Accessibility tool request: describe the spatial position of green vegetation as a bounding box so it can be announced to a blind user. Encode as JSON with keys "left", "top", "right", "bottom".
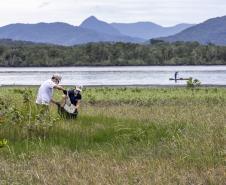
{"left": 186, "top": 77, "right": 201, "bottom": 89}
{"left": 0, "top": 87, "right": 225, "bottom": 184}
{"left": 1, "top": 40, "right": 226, "bottom": 66}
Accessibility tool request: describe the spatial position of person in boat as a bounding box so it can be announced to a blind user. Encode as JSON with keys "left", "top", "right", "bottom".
{"left": 174, "top": 71, "right": 179, "bottom": 83}
{"left": 56, "top": 85, "right": 83, "bottom": 118}
{"left": 174, "top": 71, "right": 179, "bottom": 80}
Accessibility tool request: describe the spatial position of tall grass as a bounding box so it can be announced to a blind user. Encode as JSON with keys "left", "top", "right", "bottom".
{"left": 0, "top": 87, "right": 225, "bottom": 184}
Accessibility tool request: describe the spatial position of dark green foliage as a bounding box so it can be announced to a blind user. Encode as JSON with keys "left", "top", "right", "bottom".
{"left": 0, "top": 40, "right": 226, "bottom": 66}
{"left": 186, "top": 78, "right": 201, "bottom": 89}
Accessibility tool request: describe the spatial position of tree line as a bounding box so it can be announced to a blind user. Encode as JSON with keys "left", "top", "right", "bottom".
{"left": 0, "top": 39, "right": 226, "bottom": 66}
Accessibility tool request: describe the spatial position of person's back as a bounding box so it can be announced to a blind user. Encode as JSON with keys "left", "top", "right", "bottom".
{"left": 68, "top": 89, "right": 82, "bottom": 106}
{"left": 36, "top": 74, "right": 64, "bottom": 106}
{"left": 36, "top": 79, "right": 56, "bottom": 105}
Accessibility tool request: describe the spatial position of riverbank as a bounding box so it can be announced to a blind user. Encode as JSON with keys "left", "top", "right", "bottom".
{"left": 0, "top": 87, "right": 225, "bottom": 184}
{"left": 1, "top": 84, "right": 226, "bottom": 88}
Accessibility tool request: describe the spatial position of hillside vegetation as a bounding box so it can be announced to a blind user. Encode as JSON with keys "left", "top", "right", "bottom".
{"left": 0, "top": 40, "right": 226, "bottom": 66}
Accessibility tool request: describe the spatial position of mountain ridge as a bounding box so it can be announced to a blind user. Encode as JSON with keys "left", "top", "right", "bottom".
{"left": 158, "top": 15, "right": 226, "bottom": 45}
{"left": 80, "top": 16, "right": 121, "bottom": 36}
{"left": 0, "top": 16, "right": 194, "bottom": 45}
{"left": 0, "top": 22, "right": 142, "bottom": 45}
{"left": 111, "top": 22, "right": 194, "bottom": 39}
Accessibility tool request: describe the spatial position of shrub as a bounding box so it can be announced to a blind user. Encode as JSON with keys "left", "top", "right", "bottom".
{"left": 186, "top": 77, "right": 201, "bottom": 89}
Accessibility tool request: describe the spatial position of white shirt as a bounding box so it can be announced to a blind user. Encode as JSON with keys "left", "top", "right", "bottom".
{"left": 36, "top": 79, "right": 56, "bottom": 105}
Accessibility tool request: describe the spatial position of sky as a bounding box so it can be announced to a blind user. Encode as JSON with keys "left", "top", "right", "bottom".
{"left": 0, "top": 0, "right": 226, "bottom": 27}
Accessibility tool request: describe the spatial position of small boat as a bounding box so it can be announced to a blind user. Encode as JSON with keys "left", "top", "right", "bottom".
{"left": 169, "top": 78, "right": 190, "bottom": 81}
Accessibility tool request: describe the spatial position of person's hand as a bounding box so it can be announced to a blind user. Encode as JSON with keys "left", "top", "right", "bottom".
{"left": 74, "top": 108, "right": 78, "bottom": 113}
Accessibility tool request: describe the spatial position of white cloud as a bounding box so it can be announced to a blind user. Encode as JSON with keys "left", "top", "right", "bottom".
{"left": 39, "top": 1, "right": 51, "bottom": 8}
{"left": 0, "top": 0, "right": 226, "bottom": 26}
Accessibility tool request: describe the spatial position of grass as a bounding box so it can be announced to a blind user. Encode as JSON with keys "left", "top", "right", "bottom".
{"left": 0, "top": 87, "right": 225, "bottom": 184}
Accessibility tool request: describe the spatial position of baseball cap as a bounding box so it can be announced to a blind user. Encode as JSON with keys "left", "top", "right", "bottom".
{"left": 75, "top": 85, "right": 83, "bottom": 92}
{"left": 52, "top": 74, "right": 62, "bottom": 82}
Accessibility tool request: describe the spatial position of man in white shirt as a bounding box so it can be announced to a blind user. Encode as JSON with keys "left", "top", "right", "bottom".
{"left": 36, "top": 74, "right": 65, "bottom": 106}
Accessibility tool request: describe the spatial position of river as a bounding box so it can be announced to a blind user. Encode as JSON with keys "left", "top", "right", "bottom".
{"left": 0, "top": 66, "right": 226, "bottom": 86}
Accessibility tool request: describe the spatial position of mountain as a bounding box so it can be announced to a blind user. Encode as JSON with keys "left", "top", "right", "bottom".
{"left": 79, "top": 16, "right": 143, "bottom": 42}
{"left": 0, "top": 22, "right": 81, "bottom": 45}
{"left": 80, "top": 16, "right": 121, "bottom": 36}
{"left": 163, "top": 24, "right": 196, "bottom": 37}
{"left": 80, "top": 16, "right": 193, "bottom": 41}
{"left": 0, "top": 22, "right": 142, "bottom": 46}
{"left": 158, "top": 16, "right": 226, "bottom": 45}
{"left": 111, "top": 22, "right": 194, "bottom": 40}
{"left": 0, "top": 16, "right": 194, "bottom": 46}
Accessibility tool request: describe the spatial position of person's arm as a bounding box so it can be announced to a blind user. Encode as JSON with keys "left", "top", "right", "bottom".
{"left": 49, "top": 80, "right": 65, "bottom": 91}
{"left": 53, "top": 84, "right": 65, "bottom": 91}
{"left": 75, "top": 100, "right": 81, "bottom": 109}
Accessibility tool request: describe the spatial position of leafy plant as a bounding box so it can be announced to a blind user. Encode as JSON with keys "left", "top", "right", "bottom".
{"left": 0, "top": 89, "right": 58, "bottom": 141}
{"left": 186, "top": 77, "right": 201, "bottom": 89}
{"left": 0, "top": 138, "right": 7, "bottom": 148}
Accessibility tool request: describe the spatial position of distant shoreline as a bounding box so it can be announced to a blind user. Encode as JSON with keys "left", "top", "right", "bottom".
{"left": 1, "top": 64, "right": 226, "bottom": 68}
{"left": 1, "top": 84, "right": 226, "bottom": 88}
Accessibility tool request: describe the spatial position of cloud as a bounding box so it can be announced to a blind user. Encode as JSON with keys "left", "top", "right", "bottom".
{"left": 39, "top": 1, "right": 51, "bottom": 8}
{"left": 1, "top": 0, "right": 226, "bottom": 26}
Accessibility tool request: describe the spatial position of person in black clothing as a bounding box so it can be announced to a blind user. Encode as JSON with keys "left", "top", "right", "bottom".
{"left": 175, "top": 72, "right": 179, "bottom": 80}
{"left": 67, "top": 88, "right": 82, "bottom": 108}
{"left": 174, "top": 72, "right": 179, "bottom": 83}
{"left": 57, "top": 85, "right": 83, "bottom": 118}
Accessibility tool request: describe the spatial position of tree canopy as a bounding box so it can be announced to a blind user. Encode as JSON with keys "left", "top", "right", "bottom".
{"left": 0, "top": 40, "right": 226, "bottom": 67}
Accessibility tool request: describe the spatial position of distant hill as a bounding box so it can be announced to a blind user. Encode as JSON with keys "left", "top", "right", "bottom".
{"left": 0, "top": 16, "right": 194, "bottom": 46}
{"left": 159, "top": 16, "right": 226, "bottom": 45}
{"left": 80, "top": 16, "right": 193, "bottom": 41}
{"left": 79, "top": 16, "right": 143, "bottom": 43}
{"left": 0, "top": 39, "right": 36, "bottom": 46}
{"left": 111, "top": 22, "right": 194, "bottom": 40}
{"left": 0, "top": 22, "right": 142, "bottom": 45}
{"left": 80, "top": 16, "right": 121, "bottom": 36}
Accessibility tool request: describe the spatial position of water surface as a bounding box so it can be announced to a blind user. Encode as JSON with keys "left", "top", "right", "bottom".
{"left": 0, "top": 66, "right": 226, "bottom": 86}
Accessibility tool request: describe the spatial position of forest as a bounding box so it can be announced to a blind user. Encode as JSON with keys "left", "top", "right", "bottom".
{"left": 0, "top": 39, "right": 226, "bottom": 66}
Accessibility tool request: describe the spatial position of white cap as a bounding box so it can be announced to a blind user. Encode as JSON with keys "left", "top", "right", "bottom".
{"left": 75, "top": 85, "right": 83, "bottom": 92}
{"left": 52, "top": 74, "right": 62, "bottom": 82}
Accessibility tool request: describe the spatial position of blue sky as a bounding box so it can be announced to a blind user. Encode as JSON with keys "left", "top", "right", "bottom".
{"left": 1, "top": 0, "right": 226, "bottom": 26}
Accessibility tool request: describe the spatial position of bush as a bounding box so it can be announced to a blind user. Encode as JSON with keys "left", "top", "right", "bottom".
{"left": 186, "top": 77, "right": 201, "bottom": 89}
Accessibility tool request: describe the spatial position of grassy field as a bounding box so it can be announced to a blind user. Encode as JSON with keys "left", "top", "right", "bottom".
{"left": 0, "top": 87, "right": 225, "bottom": 185}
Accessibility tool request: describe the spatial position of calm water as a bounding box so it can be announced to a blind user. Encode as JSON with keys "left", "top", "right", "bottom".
{"left": 0, "top": 66, "right": 226, "bottom": 86}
